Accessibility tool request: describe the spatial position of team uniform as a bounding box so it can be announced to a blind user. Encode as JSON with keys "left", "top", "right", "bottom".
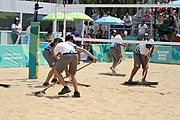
{"left": 110, "top": 34, "right": 123, "bottom": 64}
{"left": 127, "top": 39, "right": 155, "bottom": 83}
{"left": 43, "top": 44, "right": 56, "bottom": 68}
{"left": 133, "top": 42, "right": 152, "bottom": 69}
{"left": 54, "top": 41, "right": 78, "bottom": 75}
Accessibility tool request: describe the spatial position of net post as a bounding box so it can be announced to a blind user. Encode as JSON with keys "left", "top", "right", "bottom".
{"left": 29, "top": 22, "right": 40, "bottom": 79}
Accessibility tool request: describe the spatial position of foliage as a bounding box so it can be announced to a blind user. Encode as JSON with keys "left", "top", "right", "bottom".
{"left": 79, "top": 0, "right": 143, "bottom": 17}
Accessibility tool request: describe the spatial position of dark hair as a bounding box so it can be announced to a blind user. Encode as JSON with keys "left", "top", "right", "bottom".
{"left": 169, "top": 16, "right": 174, "bottom": 20}
{"left": 50, "top": 42, "right": 55, "bottom": 47}
{"left": 90, "top": 29, "right": 94, "bottom": 32}
{"left": 65, "top": 34, "right": 74, "bottom": 41}
{"left": 50, "top": 38, "right": 62, "bottom": 47}
{"left": 47, "top": 30, "right": 53, "bottom": 34}
{"left": 53, "top": 38, "right": 62, "bottom": 43}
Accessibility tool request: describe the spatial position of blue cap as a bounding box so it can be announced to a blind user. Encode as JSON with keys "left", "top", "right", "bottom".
{"left": 65, "top": 34, "right": 74, "bottom": 40}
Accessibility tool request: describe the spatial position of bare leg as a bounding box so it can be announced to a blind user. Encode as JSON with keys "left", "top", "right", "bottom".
{"left": 112, "top": 60, "right": 119, "bottom": 68}
{"left": 44, "top": 69, "right": 54, "bottom": 83}
{"left": 142, "top": 69, "right": 148, "bottom": 82}
{"left": 52, "top": 74, "right": 56, "bottom": 79}
{"left": 129, "top": 67, "right": 139, "bottom": 81}
{"left": 53, "top": 68, "right": 67, "bottom": 86}
{"left": 69, "top": 74, "right": 78, "bottom": 92}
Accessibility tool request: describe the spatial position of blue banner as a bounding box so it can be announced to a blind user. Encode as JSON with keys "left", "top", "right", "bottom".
{"left": 151, "top": 45, "right": 180, "bottom": 64}
{"left": 91, "top": 44, "right": 125, "bottom": 62}
{"left": 0, "top": 43, "right": 48, "bottom": 68}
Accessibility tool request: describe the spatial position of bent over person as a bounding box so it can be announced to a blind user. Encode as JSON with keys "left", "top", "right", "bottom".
{"left": 42, "top": 38, "right": 63, "bottom": 86}
{"left": 127, "top": 39, "right": 155, "bottom": 83}
{"left": 54, "top": 34, "right": 98, "bottom": 97}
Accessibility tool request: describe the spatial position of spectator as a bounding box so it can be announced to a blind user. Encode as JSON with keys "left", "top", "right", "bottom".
{"left": 96, "top": 29, "right": 103, "bottom": 39}
{"left": 142, "top": 33, "right": 149, "bottom": 41}
{"left": 43, "top": 30, "right": 53, "bottom": 42}
{"left": 25, "top": 25, "right": 31, "bottom": 44}
{"left": 168, "top": 16, "right": 176, "bottom": 42}
{"left": 137, "top": 20, "right": 148, "bottom": 41}
{"left": 92, "top": 12, "right": 100, "bottom": 21}
{"left": 71, "top": 29, "right": 82, "bottom": 64}
{"left": 88, "top": 29, "right": 95, "bottom": 38}
{"left": 11, "top": 17, "right": 22, "bottom": 44}
{"left": 143, "top": 10, "right": 151, "bottom": 26}
{"left": 123, "top": 13, "right": 132, "bottom": 35}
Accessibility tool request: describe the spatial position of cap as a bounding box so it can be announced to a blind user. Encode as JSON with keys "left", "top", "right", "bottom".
{"left": 112, "top": 30, "right": 117, "bottom": 33}
{"left": 65, "top": 34, "right": 74, "bottom": 40}
{"left": 147, "top": 39, "right": 154, "bottom": 45}
{"left": 15, "top": 17, "right": 20, "bottom": 21}
{"left": 145, "top": 33, "right": 148, "bottom": 36}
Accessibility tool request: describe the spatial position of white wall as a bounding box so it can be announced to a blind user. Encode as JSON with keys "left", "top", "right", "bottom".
{"left": 0, "top": 0, "right": 85, "bottom": 14}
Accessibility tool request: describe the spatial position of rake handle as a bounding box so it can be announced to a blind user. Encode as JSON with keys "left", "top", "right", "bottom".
{"left": 77, "top": 61, "right": 93, "bottom": 72}
{"left": 142, "top": 57, "right": 151, "bottom": 78}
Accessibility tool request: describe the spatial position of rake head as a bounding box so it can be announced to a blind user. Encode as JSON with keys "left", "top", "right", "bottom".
{"left": 34, "top": 90, "right": 46, "bottom": 96}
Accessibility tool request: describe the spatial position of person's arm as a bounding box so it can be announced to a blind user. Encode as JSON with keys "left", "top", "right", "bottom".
{"left": 75, "top": 46, "right": 98, "bottom": 63}
{"left": 18, "top": 24, "right": 22, "bottom": 34}
{"left": 44, "top": 35, "right": 51, "bottom": 42}
{"left": 150, "top": 46, "right": 155, "bottom": 58}
{"left": 117, "top": 44, "right": 123, "bottom": 58}
{"left": 50, "top": 47, "right": 58, "bottom": 61}
{"left": 11, "top": 24, "right": 17, "bottom": 33}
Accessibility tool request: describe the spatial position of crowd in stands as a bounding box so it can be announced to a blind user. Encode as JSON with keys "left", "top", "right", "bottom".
{"left": 84, "top": 0, "right": 179, "bottom": 42}
{"left": 20, "top": 0, "right": 180, "bottom": 43}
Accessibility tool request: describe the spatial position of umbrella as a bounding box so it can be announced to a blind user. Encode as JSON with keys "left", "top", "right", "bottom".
{"left": 42, "top": 12, "right": 74, "bottom": 21}
{"left": 67, "top": 12, "right": 93, "bottom": 21}
{"left": 95, "top": 16, "right": 124, "bottom": 25}
{"left": 26, "top": 14, "right": 45, "bottom": 21}
{"left": 169, "top": 0, "right": 180, "bottom": 4}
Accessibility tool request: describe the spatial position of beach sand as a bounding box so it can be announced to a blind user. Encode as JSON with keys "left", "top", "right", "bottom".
{"left": 0, "top": 58, "right": 180, "bottom": 120}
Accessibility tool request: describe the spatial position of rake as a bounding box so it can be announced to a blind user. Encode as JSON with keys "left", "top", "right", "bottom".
{"left": 34, "top": 61, "right": 93, "bottom": 96}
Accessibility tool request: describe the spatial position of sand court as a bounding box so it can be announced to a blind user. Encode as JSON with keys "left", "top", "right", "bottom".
{"left": 0, "top": 58, "right": 180, "bottom": 120}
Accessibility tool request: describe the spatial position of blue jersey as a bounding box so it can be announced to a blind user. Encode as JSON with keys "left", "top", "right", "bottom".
{"left": 45, "top": 43, "right": 52, "bottom": 51}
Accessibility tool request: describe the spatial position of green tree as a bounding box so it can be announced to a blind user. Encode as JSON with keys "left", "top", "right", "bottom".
{"left": 80, "top": 0, "right": 143, "bottom": 18}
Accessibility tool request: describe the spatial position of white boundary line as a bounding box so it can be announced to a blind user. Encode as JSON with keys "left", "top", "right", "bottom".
{"left": 75, "top": 38, "right": 180, "bottom": 46}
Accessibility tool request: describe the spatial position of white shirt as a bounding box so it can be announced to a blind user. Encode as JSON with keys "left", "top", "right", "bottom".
{"left": 11, "top": 23, "right": 22, "bottom": 33}
{"left": 138, "top": 24, "right": 148, "bottom": 34}
{"left": 54, "top": 41, "right": 77, "bottom": 55}
{"left": 110, "top": 34, "right": 123, "bottom": 48}
{"left": 26, "top": 26, "right": 31, "bottom": 35}
{"left": 134, "top": 43, "right": 152, "bottom": 56}
{"left": 123, "top": 15, "right": 132, "bottom": 26}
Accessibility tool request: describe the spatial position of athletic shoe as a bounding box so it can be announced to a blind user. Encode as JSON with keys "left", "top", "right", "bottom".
{"left": 127, "top": 79, "right": 133, "bottom": 83}
{"left": 42, "top": 82, "right": 49, "bottom": 87}
{"left": 43, "top": 82, "right": 49, "bottom": 87}
{"left": 72, "top": 91, "right": 81, "bottom": 98}
{"left": 141, "top": 80, "right": 148, "bottom": 84}
{"left": 58, "top": 86, "right": 71, "bottom": 95}
{"left": 110, "top": 67, "right": 116, "bottom": 74}
{"left": 51, "top": 78, "right": 57, "bottom": 83}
